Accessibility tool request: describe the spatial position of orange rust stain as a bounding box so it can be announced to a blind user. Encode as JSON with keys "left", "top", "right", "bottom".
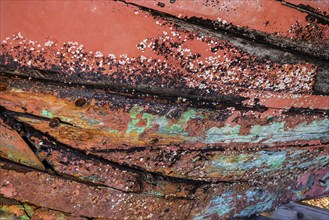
{"left": 5, "top": 205, "right": 26, "bottom": 217}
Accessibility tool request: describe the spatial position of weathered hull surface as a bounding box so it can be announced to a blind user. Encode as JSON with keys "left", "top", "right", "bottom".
{"left": 0, "top": 0, "right": 328, "bottom": 219}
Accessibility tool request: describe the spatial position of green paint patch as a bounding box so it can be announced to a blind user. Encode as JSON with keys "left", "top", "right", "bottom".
{"left": 41, "top": 109, "right": 53, "bottom": 118}
{"left": 265, "top": 152, "right": 286, "bottom": 170}
{"left": 126, "top": 106, "right": 200, "bottom": 135}
{"left": 104, "top": 128, "right": 119, "bottom": 133}
{"left": 126, "top": 106, "right": 156, "bottom": 134}
{"left": 1, "top": 142, "right": 44, "bottom": 170}
{"left": 142, "top": 113, "right": 154, "bottom": 128}
{"left": 159, "top": 109, "right": 198, "bottom": 135}
{"left": 7, "top": 151, "right": 14, "bottom": 159}
{"left": 56, "top": 213, "right": 67, "bottom": 220}
{"left": 23, "top": 204, "right": 34, "bottom": 218}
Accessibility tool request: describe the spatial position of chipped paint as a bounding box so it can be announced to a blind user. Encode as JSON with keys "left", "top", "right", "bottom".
{"left": 194, "top": 191, "right": 234, "bottom": 219}
{"left": 0, "top": 118, "right": 45, "bottom": 170}
{"left": 126, "top": 105, "right": 154, "bottom": 134}
{"left": 194, "top": 168, "right": 329, "bottom": 219}
{"left": 41, "top": 109, "right": 53, "bottom": 118}
{"left": 0, "top": 83, "right": 328, "bottom": 152}
{"left": 205, "top": 119, "right": 329, "bottom": 144}
{"left": 234, "top": 189, "right": 277, "bottom": 218}
{"left": 205, "top": 149, "right": 328, "bottom": 180}
{"left": 0, "top": 0, "right": 328, "bottom": 219}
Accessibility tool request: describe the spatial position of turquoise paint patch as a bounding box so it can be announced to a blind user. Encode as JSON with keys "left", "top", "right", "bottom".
{"left": 208, "top": 151, "right": 287, "bottom": 177}
{"left": 296, "top": 154, "right": 329, "bottom": 169}
{"left": 293, "top": 189, "right": 305, "bottom": 200}
{"left": 250, "top": 122, "right": 284, "bottom": 135}
{"left": 208, "top": 150, "right": 328, "bottom": 179}
{"left": 265, "top": 151, "right": 287, "bottom": 170}
{"left": 206, "top": 124, "right": 241, "bottom": 143}
{"left": 41, "top": 109, "right": 53, "bottom": 118}
{"left": 319, "top": 173, "right": 329, "bottom": 191}
{"left": 155, "top": 117, "right": 169, "bottom": 132}
{"left": 193, "top": 191, "right": 234, "bottom": 219}
{"left": 194, "top": 189, "right": 277, "bottom": 219}
{"left": 290, "top": 149, "right": 307, "bottom": 157}
{"left": 205, "top": 119, "right": 329, "bottom": 144}
{"left": 234, "top": 189, "right": 277, "bottom": 217}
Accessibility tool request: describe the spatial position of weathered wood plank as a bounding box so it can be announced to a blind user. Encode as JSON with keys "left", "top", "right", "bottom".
{"left": 1, "top": 76, "right": 328, "bottom": 182}
{"left": 0, "top": 0, "right": 328, "bottom": 219}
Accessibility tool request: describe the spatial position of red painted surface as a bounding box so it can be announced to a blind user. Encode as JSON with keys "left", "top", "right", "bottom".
{"left": 127, "top": 0, "right": 329, "bottom": 34}
{"left": 1, "top": 1, "right": 164, "bottom": 56}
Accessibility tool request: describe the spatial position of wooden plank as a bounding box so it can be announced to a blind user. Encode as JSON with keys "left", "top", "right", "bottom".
{"left": 0, "top": 0, "right": 328, "bottom": 219}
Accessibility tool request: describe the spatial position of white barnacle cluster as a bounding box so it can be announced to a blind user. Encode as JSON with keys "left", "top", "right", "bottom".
{"left": 1, "top": 33, "right": 41, "bottom": 67}
{"left": 44, "top": 40, "right": 54, "bottom": 47}
{"left": 12, "top": 32, "right": 24, "bottom": 41}
{"left": 275, "top": 65, "right": 316, "bottom": 93}
{"left": 1, "top": 22, "right": 317, "bottom": 96}
{"left": 137, "top": 39, "right": 148, "bottom": 51}
{"left": 185, "top": 31, "right": 317, "bottom": 94}
{"left": 95, "top": 51, "right": 104, "bottom": 58}
{"left": 66, "top": 41, "right": 84, "bottom": 55}
{"left": 216, "top": 17, "right": 228, "bottom": 25}
{"left": 118, "top": 54, "right": 129, "bottom": 65}
{"left": 155, "top": 19, "right": 166, "bottom": 26}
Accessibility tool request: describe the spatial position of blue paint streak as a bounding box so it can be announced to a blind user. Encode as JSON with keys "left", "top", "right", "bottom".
{"left": 193, "top": 191, "right": 234, "bottom": 219}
